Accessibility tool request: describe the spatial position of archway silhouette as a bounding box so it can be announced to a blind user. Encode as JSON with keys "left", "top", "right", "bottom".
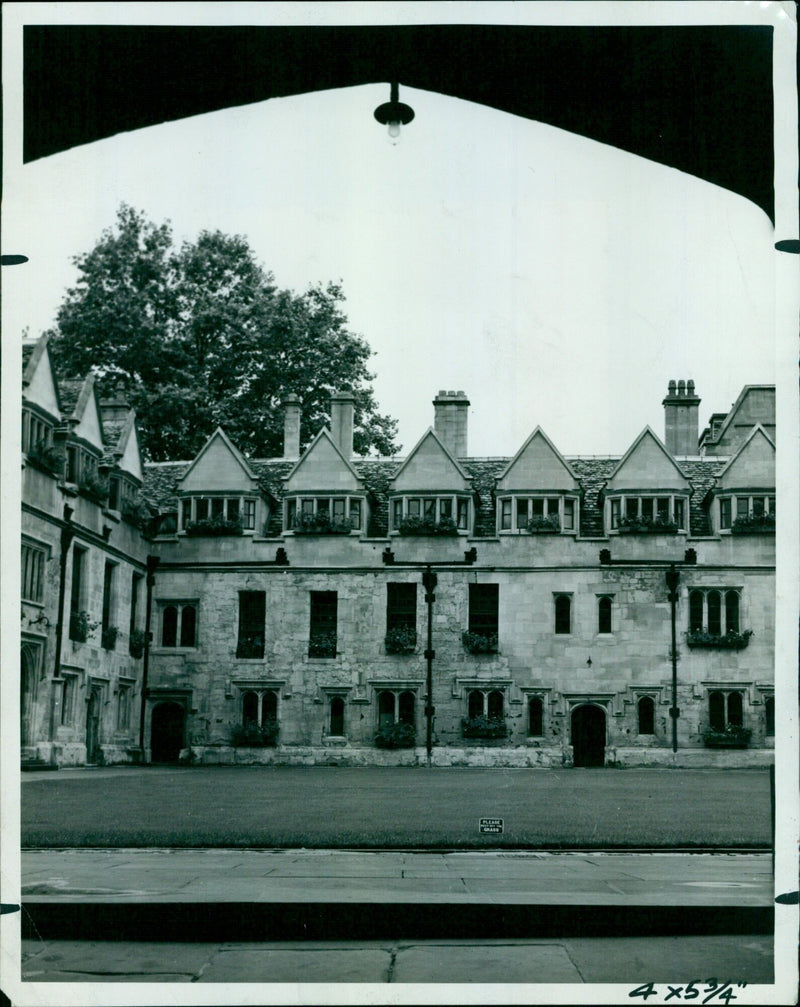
{"left": 571, "top": 704, "right": 606, "bottom": 767}
{"left": 151, "top": 701, "right": 185, "bottom": 763}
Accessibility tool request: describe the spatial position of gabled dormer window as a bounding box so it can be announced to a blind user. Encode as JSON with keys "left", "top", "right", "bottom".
{"left": 717, "top": 495, "right": 775, "bottom": 533}
{"left": 608, "top": 494, "right": 687, "bottom": 533}
{"left": 497, "top": 495, "right": 577, "bottom": 534}
{"left": 180, "top": 495, "right": 259, "bottom": 532}
{"left": 22, "top": 408, "right": 54, "bottom": 454}
{"left": 390, "top": 494, "right": 470, "bottom": 533}
{"left": 285, "top": 495, "right": 364, "bottom": 533}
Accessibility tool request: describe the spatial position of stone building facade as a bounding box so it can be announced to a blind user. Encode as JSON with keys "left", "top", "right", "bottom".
{"left": 20, "top": 337, "right": 776, "bottom": 768}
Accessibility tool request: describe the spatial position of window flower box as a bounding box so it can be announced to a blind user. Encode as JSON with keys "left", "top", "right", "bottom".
{"left": 375, "top": 722, "right": 416, "bottom": 749}
{"left": 69, "top": 610, "right": 99, "bottom": 643}
{"left": 526, "top": 514, "right": 561, "bottom": 534}
{"left": 293, "top": 512, "right": 353, "bottom": 534}
{"left": 308, "top": 631, "right": 337, "bottom": 658}
{"left": 185, "top": 515, "right": 244, "bottom": 537}
{"left": 121, "top": 495, "right": 153, "bottom": 531}
{"left": 617, "top": 516, "right": 678, "bottom": 534}
{"left": 78, "top": 472, "right": 109, "bottom": 505}
{"left": 398, "top": 516, "right": 459, "bottom": 536}
{"left": 128, "top": 628, "right": 147, "bottom": 659}
{"left": 702, "top": 726, "right": 751, "bottom": 749}
{"left": 686, "top": 629, "right": 753, "bottom": 650}
{"left": 26, "top": 440, "right": 63, "bottom": 476}
{"left": 384, "top": 626, "right": 417, "bottom": 654}
{"left": 101, "top": 625, "right": 119, "bottom": 651}
{"left": 231, "top": 719, "right": 279, "bottom": 748}
{"left": 461, "top": 715, "right": 508, "bottom": 739}
{"left": 462, "top": 631, "right": 499, "bottom": 654}
{"left": 731, "top": 513, "right": 775, "bottom": 535}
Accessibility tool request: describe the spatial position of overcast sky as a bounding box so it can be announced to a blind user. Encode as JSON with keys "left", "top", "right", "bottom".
{"left": 3, "top": 61, "right": 777, "bottom": 459}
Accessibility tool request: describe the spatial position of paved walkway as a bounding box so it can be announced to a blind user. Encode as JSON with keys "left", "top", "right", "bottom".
{"left": 21, "top": 848, "right": 772, "bottom": 905}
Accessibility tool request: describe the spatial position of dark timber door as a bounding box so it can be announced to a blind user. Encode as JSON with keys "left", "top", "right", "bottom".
{"left": 20, "top": 649, "right": 34, "bottom": 748}
{"left": 151, "top": 702, "right": 185, "bottom": 763}
{"left": 571, "top": 704, "right": 606, "bottom": 767}
{"left": 85, "top": 685, "right": 102, "bottom": 764}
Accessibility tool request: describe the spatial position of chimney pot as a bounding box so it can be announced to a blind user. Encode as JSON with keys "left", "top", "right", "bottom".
{"left": 433, "top": 389, "right": 470, "bottom": 457}
{"left": 663, "top": 380, "right": 700, "bottom": 456}
{"left": 668, "top": 380, "right": 676, "bottom": 396}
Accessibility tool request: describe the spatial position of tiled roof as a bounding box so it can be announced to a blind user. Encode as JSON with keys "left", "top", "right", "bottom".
{"left": 142, "top": 453, "right": 726, "bottom": 538}
{"left": 58, "top": 379, "right": 84, "bottom": 418}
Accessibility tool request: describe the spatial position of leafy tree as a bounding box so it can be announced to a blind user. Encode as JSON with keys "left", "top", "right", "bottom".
{"left": 47, "top": 205, "right": 399, "bottom": 461}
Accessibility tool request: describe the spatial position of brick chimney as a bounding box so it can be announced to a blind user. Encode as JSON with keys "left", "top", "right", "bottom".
{"left": 663, "top": 379, "right": 700, "bottom": 456}
{"left": 330, "top": 391, "right": 355, "bottom": 459}
{"left": 433, "top": 390, "right": 470, "bottom": 457}
{"left": 283, "top": 394, "right": 301, "bottom": 459}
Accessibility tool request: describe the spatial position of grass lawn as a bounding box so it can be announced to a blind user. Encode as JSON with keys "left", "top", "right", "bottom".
{"left": 21, "top": 766, "right": 771, "bottom": 849}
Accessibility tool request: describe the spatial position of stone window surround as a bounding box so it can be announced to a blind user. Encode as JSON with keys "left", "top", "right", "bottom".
{"left": 65, "top": 442, "right": 101, "bottom": 486}
{"left": 554, "top": 592, "right": 573, "bottom": 635}
{"left": 467, "top": 686, "right": 505, "bottom": 720}
{"left": 116, "top": 676, "right": 136, "bottom": 732}
{"left": 636, "top": 694, "right": 656, "bottom": 735}
{"left": 607, "top": 493, "right": 688, "bottom": 531}
{"left": 707, "top": 687, "right": 746, "bottom": 731}
{"left": 22, "top": 406, "right": 55, "bottom": 454}
{"left": 107, "top": 473, "right": 139, "bottom": 512}
{"left": 758, "top": 688, "right": 775, "bottom": 736}
{"left": 717, "top": 493, "right": 775, "bottom": 531}
{"left": 179, "top": 494, "right": 259, "bottom": 531}
{"left": 688, "top": 587, "right": 743, "bottom": 636}
{"left": 389, "top": 493, "right": 471, "bottom": 532}
{"left": 468, "top": 582, "right": 499, "bottom": 639}
{"left": 496, "top": 494, "right": 578, "bottom": 533}
{"left": 375, "top": 687, "right": 417, "bottom": 728}
{"left": 22, "top": 536, "right": 50, "bottom": 605}
{"left": 284, "top": 494, "right": 365, "bottom": 532}
{"left": 155, "top": 599, "right": 199, "bottom": 650}
{"left": 596, "top": 593, "right": 614, "bottom": 635}
{"left": 241, "top": 687, "right": 279, "bottom": 726}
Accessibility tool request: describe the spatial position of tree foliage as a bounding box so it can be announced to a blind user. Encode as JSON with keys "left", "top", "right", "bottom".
{"left": 47, "top": 205, "right": 399, "bottom": 461}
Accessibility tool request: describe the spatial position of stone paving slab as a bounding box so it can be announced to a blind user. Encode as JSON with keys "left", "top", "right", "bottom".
{"left": 15, "top": 936, "right": 775, "bottom": 984}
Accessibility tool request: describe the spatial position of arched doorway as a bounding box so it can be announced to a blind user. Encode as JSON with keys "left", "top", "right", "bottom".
{"left": 151, "top": 701, "right": 185, "bottom": 763}
{"left": 20, "top": 647, "right": 35, "bottom": 748}
{"left": 85, "top": 684, "right": 103, "bottom": 764}
{"left": 571, "top": 704, "right": 606, "bottom": 767}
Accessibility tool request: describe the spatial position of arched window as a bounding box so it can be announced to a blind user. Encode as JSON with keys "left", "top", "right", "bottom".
{"left": 725, "top": 591, "right": 739, "bottom": 634}
{"left": 637, "top": 696, "right": 655, "bottom": 735}
{"left": 330, "top": 696, "right": 345, "bottom": 736}
{"left": 468, "top": 690, "right": 484, "bottom": 719}
{"left": 707, "top": 591, "right": 722, "bottom": 636}
{"left": 261, "top": 690, "right": 278, "bottom": 724}
{"left": 162, "top": 605, "right": 178, "bottom": 647}
{"left": 765, "top": 696, "right": 775, "bottom": 736}
{"left": 242, "top": 691, "right": 258, "bottom": 725}
{"left": 398, "top": 691, "right": 415, "bottom": 725}
{"left": 487, "top": 690, "right": 504, "bottom": 720}
{"left": 727, "top": 691, "right": 743, "bottom": 727}
{"left": 180, "top": 605, "right": 197, "bottom": 647}
{"left": 598, "top": 596, "right": 612, "bottom": 634}
{"left": 708, "top": 691, "right": 726, "bottom": 732}
{"left": 528, "top": 697, "right": 544, "bottom": 736}
{"left": 689, "top": 591, "right": 704, "bottom": 633}
{"left": 378, "top": 690, "right": 395, "bottom": 729}
{"left": 554, "top": 595, "right": 571, "bottom": 635}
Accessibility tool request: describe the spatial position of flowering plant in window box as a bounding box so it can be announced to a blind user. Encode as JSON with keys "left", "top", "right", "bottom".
{"left": 77, "top": 471, "right": 109, "bottom": 505}
{"left": 121, "top": 495, "right": 153, "bottom": 530}
{"left": 185, "top": 515, "right": 244, "bottom": 536}
{"left": 236, "top": 634, "right": 265, "bottom": 659}
{"left": 375, "top": 722, "right": 416, "bottom": 748}
{"left": 398, "top": 515, "right": 459, "bottom": 536}
{"left": 461, "top": 715, "right": 508, "bottom": 739}
{"left": 617, "top": 515, "right": 678, "bottom": 534}
{"left": 69, "top": 610, "right": 100, "bottom": 643}
{"left": 129, "top": 628, "right": 147, "bottom": 659}
{"left": 26, "top": 440, "right": 63, "bottom": 476}
{"left": 526, "top": 514, "right": 561, "bottom": 534}
{"left": 686, "top": 629, "right": 753, "bottom": 650}
{"left": 308, "top": 631, "right": 337, "bottom": 658}
{"left": 462, "top": 631, "right": 499, "bottom": 654}
{"left": 702, "top": 725, "right": 751, "bottom": 749}
{"left": 384, "top": 626, "right": 417, "bottom": 654}
{"left": 731, "top": 513, "right": 775, "bottom": 535}
{"left": 101, "top": 625, "right": 119, "bottom": 651}
{"left": 231, "top": 718, "right": 279, "bottom": 747}
{"left": 293, "top": 512, "right": 352, "bottom": 535}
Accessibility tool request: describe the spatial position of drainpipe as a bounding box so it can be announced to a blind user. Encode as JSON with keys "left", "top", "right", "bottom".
{"left": 50, "top": 504, "right": 75, "bottom": 741}
{"left": 138, "top": 554, "right": 160, "bottom": 758}
{"left": 665, "top": 564, "right": 681, "bottom": 753}
{"left": 422, "top": 565, "right": 438, "bottom": 768}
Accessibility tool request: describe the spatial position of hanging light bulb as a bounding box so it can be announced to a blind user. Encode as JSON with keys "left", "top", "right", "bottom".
{"left": 374, "top": 82, "right": 414, "bottom": 144}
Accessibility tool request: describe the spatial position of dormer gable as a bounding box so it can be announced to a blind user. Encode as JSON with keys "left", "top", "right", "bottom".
{"left": 112, "top": 413, "right": 144, "bottom": 484}
{"left": 22, "top": 337, "right": 61, "bottom": 420}
{"left": 496, "top": 427, "right": 579, "bottom": 493}
{"left": 715, "top": 425, "right": 775, "bottom": 492}
{"left": 390, "top": 428, "right": 471, "bottom": 493}
{"left": 606, "top": 427, "right": 690, "bottom": 492}
{"left": 706, "top": 385, "right": 776, "bottom": 456}
{"left": 283, "top": 428, "right": 365, "bottom": 494}
{"left": 178, "top": 428, "right": 259, "bottom": 493}
{"left": 68, "top": 374, "right": 106, "bottom": 455}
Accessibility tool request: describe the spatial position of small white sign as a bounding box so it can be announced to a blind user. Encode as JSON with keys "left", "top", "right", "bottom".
{"left": 479, "top": 817, "right": 504, "bottom": 834}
